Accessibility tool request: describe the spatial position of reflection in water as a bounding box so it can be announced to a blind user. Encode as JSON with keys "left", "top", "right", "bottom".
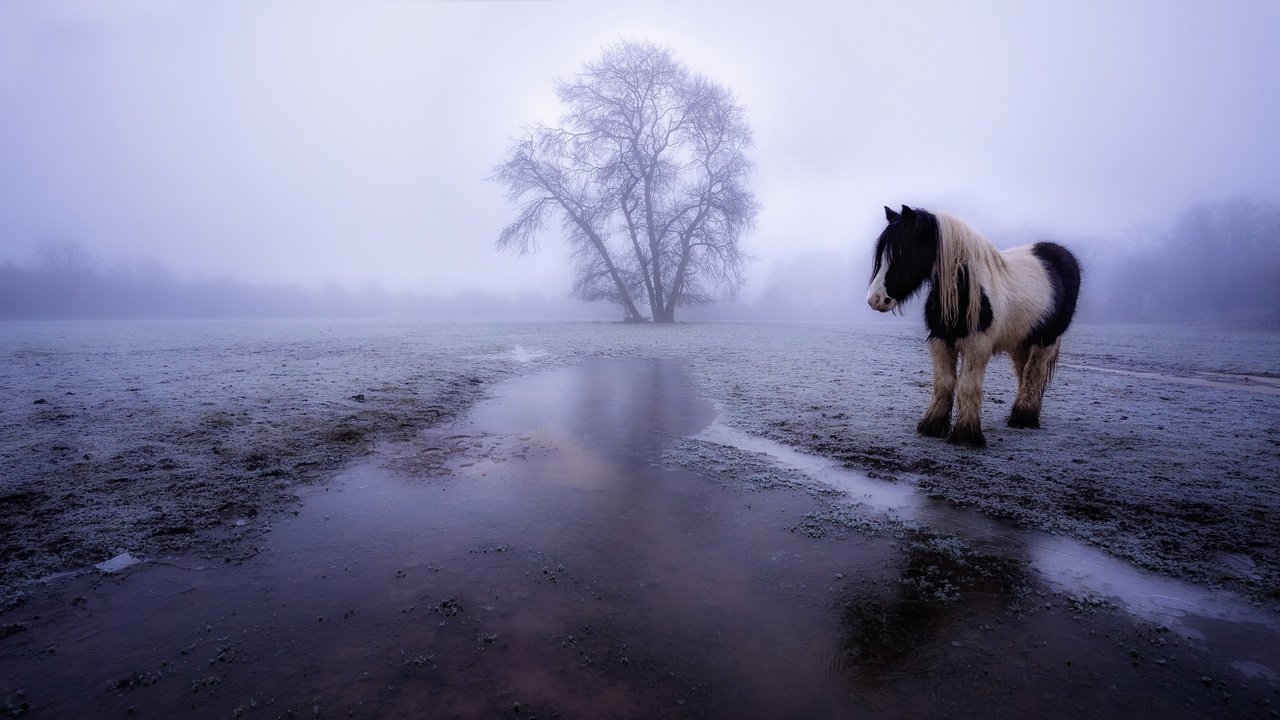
{"left": 469, "top": 356, "right": 715, "bottom": 459}
{"left": 837, "top": 529, "right": 1032, "bottom": 675}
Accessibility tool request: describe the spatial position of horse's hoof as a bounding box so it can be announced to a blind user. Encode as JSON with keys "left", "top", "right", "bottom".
{"left": 917, "top": 416, "right": 951, "bottom": 438}
{"left": 1007, "top": 407, "right": 1041, "bottom": 429}
{"left": 947, "top": 425, "right": 987, "bottom": 448}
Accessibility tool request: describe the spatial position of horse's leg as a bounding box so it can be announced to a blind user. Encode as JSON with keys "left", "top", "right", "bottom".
{"left": 917, "top": 338, "right": 957, "bottom": 438}
{"left": 1009, "top": 346, "right": 1029, "bottom": 387}
{"left": 948, "top": 342, "right": 992, "bottom": 448}
{"left": 1007, "top": 346, "right": 1035, "bottom": 428}
{"left": 1008, "top": 341, "right": 1060, "bottom": 428}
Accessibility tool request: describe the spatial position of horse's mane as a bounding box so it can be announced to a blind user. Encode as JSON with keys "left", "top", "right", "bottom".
{"left": 933, "top": 213, "right": 1007, "bottom": 332}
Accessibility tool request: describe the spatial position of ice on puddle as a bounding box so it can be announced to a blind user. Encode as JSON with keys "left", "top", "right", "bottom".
{"left": 95, "top": 552, "right": 141, "bottom": 573}
{"left": 472, "top": 344, "right": 551, "bottom": 364}
{"left": 1232, "top": 660, "right": 1278, "bottom": 683}
{"left": 510, "top": 345, "right": 550, "bottom": 363}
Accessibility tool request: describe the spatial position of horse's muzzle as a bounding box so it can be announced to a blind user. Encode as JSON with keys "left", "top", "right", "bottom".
{"left": 867, "top": 292, "right": 897, "bottom": 313}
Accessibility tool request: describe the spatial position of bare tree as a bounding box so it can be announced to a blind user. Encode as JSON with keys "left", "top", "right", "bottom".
{"left": 493, "top": 40, "right": 757, "bottom": 322}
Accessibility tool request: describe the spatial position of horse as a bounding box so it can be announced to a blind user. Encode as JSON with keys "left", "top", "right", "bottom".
{"left": 866, "top": 205, "right": 1081, "bottom": 448}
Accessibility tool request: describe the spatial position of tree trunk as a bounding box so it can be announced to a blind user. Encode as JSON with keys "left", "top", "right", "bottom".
{"left": 561, "top": 201, "right": 644, "bottom": 322}
{"left": 642, "top": 170, "right": 665, "bottom": 322}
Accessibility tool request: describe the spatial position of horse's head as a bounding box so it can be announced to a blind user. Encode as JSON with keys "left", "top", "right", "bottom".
{"left": 867, "top": 205, "right": 938, "bottom": 313}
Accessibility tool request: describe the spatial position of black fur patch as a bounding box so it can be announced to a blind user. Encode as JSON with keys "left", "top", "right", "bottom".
{"left": 872, "top": 208, "right": 939, "bottom": 303}
{"left": 1023, "top": 242, "right": 1081, "bottom": 348}
{"left": 925, "top": 265, "right": 993, "bottom": 345}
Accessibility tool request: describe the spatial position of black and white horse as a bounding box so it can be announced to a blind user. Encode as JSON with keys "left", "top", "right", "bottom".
{"left": 866, "top": 205, "right": 1081, "bottom": 448}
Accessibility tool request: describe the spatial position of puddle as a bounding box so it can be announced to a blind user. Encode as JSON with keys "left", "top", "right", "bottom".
{"left": 2, "top": 358, "right": 1276, "bottom": 719}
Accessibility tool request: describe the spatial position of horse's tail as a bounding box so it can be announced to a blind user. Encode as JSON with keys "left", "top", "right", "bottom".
{"left": 1042, "top": 340, "right": 1061, "bottom": 386}
{"left": 1029, "top": 241, "right": 1082, "bottom": 344}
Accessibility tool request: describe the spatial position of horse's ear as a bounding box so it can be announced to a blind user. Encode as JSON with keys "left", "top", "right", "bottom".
{"left": 884, "top": 205, "right": 900, "bottom": 222}
{"left": 901, "top": 205, "right": 915, "bottom": 220}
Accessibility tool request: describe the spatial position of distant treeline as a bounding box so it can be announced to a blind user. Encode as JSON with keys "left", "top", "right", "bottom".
{"left": 2, "top": 197, "right": 1276, "bottom": 324}
{"left": 1093, "top": 196, "right": 1280, "bottom": 325}
{"left": 0, "top": 252, "right": 608, "bottom": 322}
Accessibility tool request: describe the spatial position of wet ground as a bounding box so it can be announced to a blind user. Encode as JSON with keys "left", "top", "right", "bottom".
{"left": 5, "top": 321, "right": 1278, "bottom": 610}
{"left": 4, "top": 357, "right": 1278, "bottom": 718}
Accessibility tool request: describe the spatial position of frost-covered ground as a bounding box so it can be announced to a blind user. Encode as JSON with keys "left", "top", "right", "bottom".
{"left": 682, "top": 323, "right": 1280, "bottom": 608}
{"left": 2, "top": 320, "right": 1277, "bottom": 608}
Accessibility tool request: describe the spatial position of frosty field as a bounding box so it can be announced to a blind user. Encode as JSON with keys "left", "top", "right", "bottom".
{"left": 2, "top": 319, "right": 1279, "bottom": 717}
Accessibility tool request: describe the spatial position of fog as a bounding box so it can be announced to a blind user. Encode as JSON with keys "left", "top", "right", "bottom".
{"left": 2, "top": 1, "right": 1278, "bottom": 322}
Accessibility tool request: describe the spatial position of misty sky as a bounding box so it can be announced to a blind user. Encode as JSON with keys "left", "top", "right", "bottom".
{"left": 2, "top": 0, "right": 1277, "bottom": 300}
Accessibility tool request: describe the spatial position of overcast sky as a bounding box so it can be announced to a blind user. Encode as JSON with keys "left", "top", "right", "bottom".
{"left": 2, "top": 0, "right": 1277, "bottom": 299}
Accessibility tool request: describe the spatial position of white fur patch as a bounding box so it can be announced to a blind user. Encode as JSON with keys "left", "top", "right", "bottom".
{"left": 933, "top": 213, "right": 1055, "bottom": 353}
{"left": 866, "top": 249, "right": 896, "bottom": 312}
